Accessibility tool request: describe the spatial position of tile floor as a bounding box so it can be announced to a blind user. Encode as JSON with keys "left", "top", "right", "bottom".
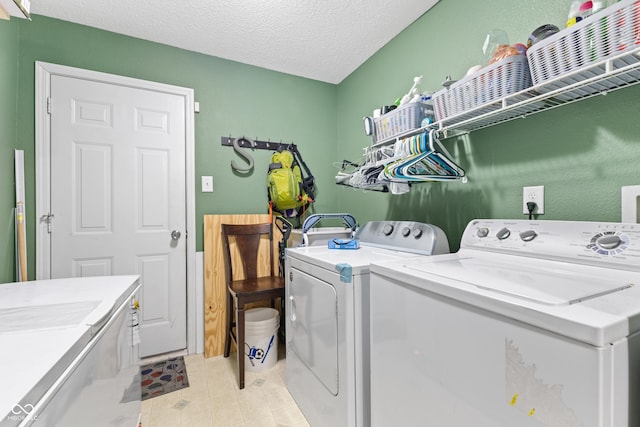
{"left": 140, "top": 349, "right": 310, "bottom": 427}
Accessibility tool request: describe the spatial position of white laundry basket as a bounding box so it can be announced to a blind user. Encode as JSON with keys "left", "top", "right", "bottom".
{"left": 244, "top": 307, "right": 279, "bottom": 372}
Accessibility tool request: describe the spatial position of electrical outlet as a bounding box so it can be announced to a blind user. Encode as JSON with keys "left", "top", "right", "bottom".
{"left": 201, "top": 176, "right": 213, "bottom": 192}
{"left": 622, "top": 185, "right": 640, "bottom": 223}
{"left": 523, "top": 186, "right": 544, "bottom": 215}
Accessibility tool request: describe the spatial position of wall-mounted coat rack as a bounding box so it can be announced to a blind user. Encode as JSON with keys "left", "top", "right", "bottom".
{"left": 222, "top": 136, "right": 298, "bottom": 173}
{"left": 221, "top": 136, "right": 295, "bottom": 151}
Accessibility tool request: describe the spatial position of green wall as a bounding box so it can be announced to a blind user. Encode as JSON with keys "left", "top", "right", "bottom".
{"left": 4, "top": 15, "right": 338, "bottom": 280}
{"left": 0, "top": 19, "right": 18, "bottom": 283}
{"left": 2, "top": 0, "right": 640, "bottom": 281}
{"left": 337, "top": 0, "right": 640, "bottom": 250}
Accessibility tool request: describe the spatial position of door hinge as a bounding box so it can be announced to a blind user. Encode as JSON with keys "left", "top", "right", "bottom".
{"left": 46, "top": 97, "right": 52, "bottom": 114}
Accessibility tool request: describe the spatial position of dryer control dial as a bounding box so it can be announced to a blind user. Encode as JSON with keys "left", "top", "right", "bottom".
{"left": 383, "top": 224, "right": 394, "bottom": 236}
{"left": 496, "top": 228, "right": 511, "bottom": 240}
{"left": 519, "top": 230, "right": 537, "bottom": 242}
{"left": 477, "top": 227, "right": 489, "bottom": 238}
{"left": 413, "top": 228, "right": 423, "bottom": 239}
{"left": 401, "top": 227, "right": 411, "bottom": 237}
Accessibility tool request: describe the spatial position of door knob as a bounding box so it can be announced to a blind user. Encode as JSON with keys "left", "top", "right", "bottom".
{"left": 171, "top": 230, "right": 181, "bottom": 240}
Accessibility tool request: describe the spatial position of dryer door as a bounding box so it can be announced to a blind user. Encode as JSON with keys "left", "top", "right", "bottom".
{"left": 287, "top": 267, "right": 339, "bottom": 395}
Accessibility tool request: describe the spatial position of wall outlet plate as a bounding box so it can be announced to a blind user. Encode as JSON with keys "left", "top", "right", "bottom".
{"left": 523, "top": 186, "right": 544, "bottom": 214}
{"left": 622, "top": 185, "right": 640, "bottom": 223}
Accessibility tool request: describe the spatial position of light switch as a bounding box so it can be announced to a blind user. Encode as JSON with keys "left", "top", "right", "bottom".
{"left": 201, "top": 176, "right": 213, "bottom": 192}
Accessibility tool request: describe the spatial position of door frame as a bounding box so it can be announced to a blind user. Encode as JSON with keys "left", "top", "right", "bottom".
{"left": 35, "top": 61, "right": 197, "bottom": 354}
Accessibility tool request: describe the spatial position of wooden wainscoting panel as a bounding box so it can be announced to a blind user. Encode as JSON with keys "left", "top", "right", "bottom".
{"left": 203, "top": 214, "right": 282, "bottom": 358}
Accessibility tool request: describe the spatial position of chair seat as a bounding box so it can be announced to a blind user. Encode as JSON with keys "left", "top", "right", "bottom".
{"left": 229, "top": 276, "right": 285, "bottom": 299}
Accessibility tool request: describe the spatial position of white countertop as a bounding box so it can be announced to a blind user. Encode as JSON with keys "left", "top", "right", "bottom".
{"left": 0, "top": 275, "right": 139, "bottom": 425}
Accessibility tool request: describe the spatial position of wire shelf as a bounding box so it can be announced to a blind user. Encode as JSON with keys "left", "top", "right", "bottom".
{"left": 371, "top": 46, "right": 640, "bottom": 145}
{"left": 435, "top": 47, "right": 640, "bottom": 136}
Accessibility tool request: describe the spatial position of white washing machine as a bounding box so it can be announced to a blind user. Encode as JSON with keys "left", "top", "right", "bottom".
{"left": 369, "top": 219, "right": 640, "bottom": 427}
{"left": 285, "top": 219, "right": 450, "bottom": 427}
{"left": 1, "top": 275, "right": 140, "bottom": 427}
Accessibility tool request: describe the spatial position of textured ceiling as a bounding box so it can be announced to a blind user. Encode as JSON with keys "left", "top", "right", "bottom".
{"left": 30, "top": 0, "right": 439, "bottom": 84}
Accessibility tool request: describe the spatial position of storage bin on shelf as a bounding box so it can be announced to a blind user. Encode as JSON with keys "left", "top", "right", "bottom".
{"left": 432, "top": 55, "right": 532, "bottom": 122}
{"left": 373, "top": 101, "right": 434, "bottom": 142}
{"left": 527, "top": 0, "right": 640, "bottom": 92}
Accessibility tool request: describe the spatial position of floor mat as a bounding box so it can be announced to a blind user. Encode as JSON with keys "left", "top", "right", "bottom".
{"left": 140, "top": 356, "right": 189, "bottom": 400}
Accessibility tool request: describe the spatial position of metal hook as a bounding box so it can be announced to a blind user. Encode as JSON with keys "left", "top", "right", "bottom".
{"left": 442, "top": 75, "right": 457, "bottom": 88}
{"left": 428, "top": 129, "right": 437, "bottom": 152}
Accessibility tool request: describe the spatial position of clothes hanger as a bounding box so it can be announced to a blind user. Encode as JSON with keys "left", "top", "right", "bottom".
{"left": 383, "top": 130, "right": 465, "bottom": 182}
{"left": 383, "top": 133, "right": 430, "bottom": 180}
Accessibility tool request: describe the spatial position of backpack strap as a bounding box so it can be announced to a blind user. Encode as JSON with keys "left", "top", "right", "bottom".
{"left": 289, "top": 145, "right": 313, "bottom": 180}
{"left": 289, "top": 144, "right": 315, "bottom": 200}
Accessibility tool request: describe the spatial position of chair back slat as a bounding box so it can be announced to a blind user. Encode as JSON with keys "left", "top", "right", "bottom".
{"left": 221, "top": 223, "right": 274, "bottom": 283}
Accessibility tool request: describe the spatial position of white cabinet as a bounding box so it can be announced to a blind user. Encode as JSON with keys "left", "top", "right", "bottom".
{"left": 0, "top": 0, "right": 30, "bottom": 20}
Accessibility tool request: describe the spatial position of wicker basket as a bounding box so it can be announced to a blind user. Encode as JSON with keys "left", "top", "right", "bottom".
{"left": 432, "top": 55, "right": 532, "bottom": 122}
{"left": 373, "top": 101, "right": 434, "bottom": 142}
{"left": 527, "top": 0, "right": 640, "bottom": 87}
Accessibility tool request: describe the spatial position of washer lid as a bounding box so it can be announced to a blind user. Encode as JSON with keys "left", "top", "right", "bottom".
{"left": 412, "top": 256, "right": 632, "bottom": 306}
{"left": 373, "top": 252, "right": 640, "bottom": 346}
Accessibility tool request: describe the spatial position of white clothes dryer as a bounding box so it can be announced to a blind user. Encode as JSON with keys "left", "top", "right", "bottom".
{"left": 285, "top": 218, "right": 449, "bottom": 427}
{"left": 369, "top": 219, "right": 640, "bottom": 427}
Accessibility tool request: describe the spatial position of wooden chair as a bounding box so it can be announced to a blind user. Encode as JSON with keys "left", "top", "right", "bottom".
{"left": 221, "top": 222, "right": 285, "bottom": 389}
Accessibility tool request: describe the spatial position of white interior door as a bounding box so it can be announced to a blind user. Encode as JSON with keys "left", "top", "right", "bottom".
{"left": 47, "top": 73, "right": 188, "bottom": 357}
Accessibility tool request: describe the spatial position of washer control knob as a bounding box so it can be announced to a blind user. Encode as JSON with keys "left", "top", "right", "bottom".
{"left": 412, "top": 228, "right": 423, "bottom": 238}
{"left": 401, "top": 227, "right": 411, "bottom": 237}
{"left": 383, "top": 224, "right": 394, "bottom": 236}
{"left": 519, "top": 230, "right": 537, "bottom": 242}
{"left": 477, "top": 227, "right": 489, "bottom": 238}
{"left": 597, "top": 235, "right": 623, "bottom": 250}
{"left": 496, "top": 228, "right": 511, "bottom": 240}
